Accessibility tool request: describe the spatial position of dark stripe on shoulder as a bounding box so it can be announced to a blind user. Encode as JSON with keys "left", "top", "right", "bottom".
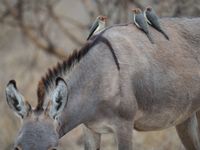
{"left": 97, "top": 36, "right": 120, "bottom": 70}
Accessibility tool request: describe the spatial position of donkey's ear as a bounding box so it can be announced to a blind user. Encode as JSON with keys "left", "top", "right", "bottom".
{"left": 49, "top": 77, "right": 68, "bottom": 120}
{"left": 5, "top": 80, "right": 31, "bottom": 119}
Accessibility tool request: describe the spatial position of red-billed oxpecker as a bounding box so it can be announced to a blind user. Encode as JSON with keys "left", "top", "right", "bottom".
{"left": 87, "top": 15, "right": 108, "bottom": 40}
{"left": 144, "top": 6, "right": 169, "bottom": 40}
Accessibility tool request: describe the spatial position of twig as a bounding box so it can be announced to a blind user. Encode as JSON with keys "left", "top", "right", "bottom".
{"left": 3, "top": 0, "right": 68, "bottom": 60}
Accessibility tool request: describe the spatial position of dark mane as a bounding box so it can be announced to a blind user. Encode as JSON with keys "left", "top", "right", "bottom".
{"left": 36, "top": 35, "right": 120, "bottom": 111}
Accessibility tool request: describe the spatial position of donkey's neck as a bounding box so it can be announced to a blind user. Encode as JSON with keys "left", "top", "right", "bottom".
{"left": 57, "top": 41, "right": 120, "bottom": 137}
{"left": 37, "top": 36, "right": 119, "bottom": 110}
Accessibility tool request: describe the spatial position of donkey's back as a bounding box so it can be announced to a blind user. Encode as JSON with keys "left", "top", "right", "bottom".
{"left": 103, "top": 18, "right": 200, "bottom": 130}
{"left": 99, "top": 18, "right": 200, "bottom": 149}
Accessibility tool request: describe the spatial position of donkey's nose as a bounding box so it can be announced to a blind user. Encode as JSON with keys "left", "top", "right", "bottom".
{"left": 49, "top": 147, "right": 58, "bottom": 150}
{"left": 14, "top": 146, "right": 22, "bottom": 150}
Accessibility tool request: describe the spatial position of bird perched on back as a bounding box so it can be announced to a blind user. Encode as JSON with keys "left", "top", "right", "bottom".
{"left": 87, "top": 15, "right": 107, "bottom": 40}
{"left": 144, "top": 6, "right": 169, "bottom": 40}
{"left": 131, "top": 8, "right": 154, "bottom": 44}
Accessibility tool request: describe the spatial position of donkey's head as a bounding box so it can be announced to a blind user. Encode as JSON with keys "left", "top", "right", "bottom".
{"left": 5, "top": 78, "right": 68, "bottom": 150}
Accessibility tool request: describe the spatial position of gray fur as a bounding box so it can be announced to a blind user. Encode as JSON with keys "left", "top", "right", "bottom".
{"left": 14, "top": 120, "right": 59, "bottom": 150}
{"left": 5, "top": 18, "right": 200, "bottom": 150}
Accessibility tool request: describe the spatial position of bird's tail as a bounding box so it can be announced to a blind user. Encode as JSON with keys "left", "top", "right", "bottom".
{"left": 159, "top": 29, "right": 169, "bottom": 40}
{"left": 87, "top": 35, "right": 91, "bottom": 41}
{"left": 146, "top": 32, "right": 154, "bottom": 44}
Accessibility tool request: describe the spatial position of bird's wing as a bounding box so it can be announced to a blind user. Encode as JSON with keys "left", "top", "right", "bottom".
{"left": 144, "top": 11, "right": 151, "bottom": 25}
{"left": 146, "top": 11, "right": 161, "bottom": 29}
{"left": 135, "top": 14, "right": 149, "bottom": 33}
{"left": 133, "top": 14, "right": 140, "bottom": 28}
{"left": 87, "top": 20, "right": 99, "bottom": 40}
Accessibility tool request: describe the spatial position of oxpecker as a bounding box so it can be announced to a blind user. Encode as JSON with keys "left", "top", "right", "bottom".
{"left": 87, "top": 15, "right": 107, "bottom": 40}
{"left": 131, "top": 8, "right": 154, "bottom": 44}
{"left": 144, "top": 6, "right": 169, "bottom": 40}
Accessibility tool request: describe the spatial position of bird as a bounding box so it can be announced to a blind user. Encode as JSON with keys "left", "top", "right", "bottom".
{"left": 144, "top": 6, "right": 169, "bottom": 40}
{"left": 131, "top": 8, "right": 154, "bottom": 44}
{"left": 87, "top": 15, "right": 107, "bottom": 40}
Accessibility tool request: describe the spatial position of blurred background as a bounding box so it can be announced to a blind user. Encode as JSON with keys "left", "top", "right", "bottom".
{"left": 0, "top": 0, "right": 199, "bottom": 149}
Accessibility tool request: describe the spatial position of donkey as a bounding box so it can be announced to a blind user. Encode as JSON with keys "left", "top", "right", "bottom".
{"left": 5, "top": 17, "right": 200, "bottom": 150}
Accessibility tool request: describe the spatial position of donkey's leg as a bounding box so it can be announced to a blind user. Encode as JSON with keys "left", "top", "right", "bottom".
{"left": 176, "top": 114, "right": 200, "bottom": 150}
{"left": 115, "top": 121, "right": 133, "bottom": 150}
{"left": 83, "top": 125, "right": 101, "bottom": 150}
{"left": 195, "top": 110, "right": 200, "bottom": 130}
{"left": 113, "top": 79, "right": 136, "bottom": 150}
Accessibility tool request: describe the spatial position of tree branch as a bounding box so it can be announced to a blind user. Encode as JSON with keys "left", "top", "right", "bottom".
{"left": 2, "top": 0, "right": 68, "bottom": 60}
